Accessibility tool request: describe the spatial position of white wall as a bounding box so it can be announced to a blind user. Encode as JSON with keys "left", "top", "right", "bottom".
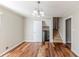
{"left": 24, "top": 17, "right": 42, "bottom": 42}
{"left": 59, "top": 17, "right": 66, "bottom": 43}
{"left": 59, "top": 11, "right": 79, "bottom": 56}
{"left": 24, "top": 18, "right": 33, "bottom": 42}
{"left": 50, "top": 18, "right": 53, "bottom": 42}
{"left": 24, "top": 17, "right": 53, "bottom": 42}
{"left": 0, "top": 6, "right": 24, "bottom": 54}
{"left": 33, "top": 21, "right": 42, "bottom": 42}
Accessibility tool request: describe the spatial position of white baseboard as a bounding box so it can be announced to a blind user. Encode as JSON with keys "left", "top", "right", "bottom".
{"left": 25, "top": 40, "right": 42, "bottom": 42}
{"left": 25, "top": 40, "right": 33, "bottom": 42}
{"left": 0, "top": 40, "right": 25, "bottom": 56}
{"left": 71, "top": 49, "right": 79, "bottom": 56}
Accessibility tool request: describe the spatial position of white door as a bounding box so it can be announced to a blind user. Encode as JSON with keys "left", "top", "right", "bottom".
{"left": 33, "top": 21, "right": 42, "bottom": 42}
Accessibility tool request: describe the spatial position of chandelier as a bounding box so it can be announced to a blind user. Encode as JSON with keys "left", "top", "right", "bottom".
{"left": 32, "top": 1, "right": 45, "bottom": 17}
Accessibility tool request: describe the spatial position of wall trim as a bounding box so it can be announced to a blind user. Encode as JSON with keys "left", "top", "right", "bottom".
{"left": 0, "top": 40, "right": 25, "bottom": 56}
{"left": 25, "top": 40, "right": 42, "bottom": 42}
{"left": 71, "top": 49, "right": 79, "bottom": 57}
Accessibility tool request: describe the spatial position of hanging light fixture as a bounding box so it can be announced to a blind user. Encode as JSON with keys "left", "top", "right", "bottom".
{"left": 32, "top": 1, "right": 45, "bottom": 17}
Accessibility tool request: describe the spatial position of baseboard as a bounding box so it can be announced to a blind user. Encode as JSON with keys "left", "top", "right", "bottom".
{"left": 0, "top": 40, "right": 25, "bottom": 56}
{"left": 66, "top": 41, "right": 71, "bottom": 43}
{"left": 25, "top": 40, "right": 42, "bottom": 42}
{"left": 71, "top": 49, "right": 79, "bottom": 57}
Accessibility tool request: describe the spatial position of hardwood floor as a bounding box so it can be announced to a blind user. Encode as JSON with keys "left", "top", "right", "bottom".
{"left": 2, "top": 42, "right": 77, "bottom": 57}
{"left": 66, "top": 43, "right": 71, "bottom": 49}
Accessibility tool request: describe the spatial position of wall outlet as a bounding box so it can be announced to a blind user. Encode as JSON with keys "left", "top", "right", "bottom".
{"left": 6, "top": 47, "right": 9, "bottom": 50}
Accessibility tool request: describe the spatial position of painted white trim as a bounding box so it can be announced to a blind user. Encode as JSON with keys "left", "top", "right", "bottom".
{"left": 64, "top": 16, "right": 72, "bottom": 20}
{"left": 25, "top": 40, "right": 42, "bottom": 42}
{"left": 0, "top": 40, "right": 25, "bottom": 56}
{"left": 66, "top": 41, "right": 71, "bottom": 43}
{"left": 71, "top": 49, "right": 79, "bottom": 56}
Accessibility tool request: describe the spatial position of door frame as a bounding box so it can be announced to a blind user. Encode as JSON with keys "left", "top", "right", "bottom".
{"left": 65, "top": 17, "right": 72, "bottom": 49}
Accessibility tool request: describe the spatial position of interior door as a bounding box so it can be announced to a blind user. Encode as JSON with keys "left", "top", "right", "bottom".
{"left": 66, "top": 18, "right": 71, "bottom": 49}
{"left": 66, "top": 18, "right": 71, "bottom": 43}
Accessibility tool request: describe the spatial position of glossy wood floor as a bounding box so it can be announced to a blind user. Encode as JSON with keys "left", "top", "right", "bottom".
{"left": 2, "top": 42, "right": 77, "bottom": 57}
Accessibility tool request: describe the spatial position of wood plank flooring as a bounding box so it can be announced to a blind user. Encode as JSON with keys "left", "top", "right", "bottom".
{"left": 2, "top": 42, "right": 77, "bottom": 57}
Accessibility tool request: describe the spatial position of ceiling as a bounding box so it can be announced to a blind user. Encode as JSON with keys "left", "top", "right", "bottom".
{"left": 0, "top": 1, "right": 79, "bottom": 18}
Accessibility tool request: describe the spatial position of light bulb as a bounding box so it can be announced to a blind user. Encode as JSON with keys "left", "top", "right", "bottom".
{"left": 32, "top": 13, "right": 35, "bottom": 16}
{"left": 33, "top": 10, "right": 38, "bottom": 14}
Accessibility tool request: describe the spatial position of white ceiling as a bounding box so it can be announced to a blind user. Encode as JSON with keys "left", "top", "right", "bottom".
{"left": 0, "top": 1, "right": 79, "bottom": 18}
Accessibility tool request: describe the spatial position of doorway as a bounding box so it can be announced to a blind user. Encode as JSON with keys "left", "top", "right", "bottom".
{"left": 66, "top": 18, "right": 71, "bottom": 49}
{"left": 53, "top": 17, "right": 63, "bottom": 43}
{"left": 42, "top": 21, "right": 49, "bottom": 44}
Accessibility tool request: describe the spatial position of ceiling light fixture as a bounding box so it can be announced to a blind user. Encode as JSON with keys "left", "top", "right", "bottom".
{"left": 32, "top": 1, "right": 45, "bottom": 17}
